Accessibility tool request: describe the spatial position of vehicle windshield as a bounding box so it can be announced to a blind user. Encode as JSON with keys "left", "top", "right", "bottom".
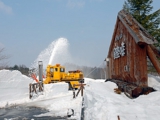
{"left": 60, "top": 68, "right": 65, "bottom": 72}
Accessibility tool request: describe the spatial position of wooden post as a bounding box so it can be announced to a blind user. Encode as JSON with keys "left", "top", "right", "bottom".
{"left": 118, "top": 115, "right": 120, "bottom": 120}
{"left": 73, "top": 88, "right": 76, "bottom": 98}
{"left": 73, "top": 83, "right": 86, "bottom": 98}
{"left": 73, "top": 84, "right": 76, "bottom": 98}
{"left": 81, "top": 85, "right": 83, "bottom": 96}
{"left": 76, "top": 88, "right": 81, "bottom": 97}
{"left": 147, "top": 45, "right": 160, "bottom": 74}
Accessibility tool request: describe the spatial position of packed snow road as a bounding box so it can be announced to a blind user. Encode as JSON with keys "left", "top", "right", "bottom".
{"left": 0, "top": 70, "right": 160, "bottom": 120}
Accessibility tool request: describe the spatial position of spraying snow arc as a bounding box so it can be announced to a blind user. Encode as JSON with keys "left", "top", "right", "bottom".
{"left": 49, "top": 38, "right": 70, "bottom": 65}
{"left": 30, "top": 38, "right": 71, "bottom": 70}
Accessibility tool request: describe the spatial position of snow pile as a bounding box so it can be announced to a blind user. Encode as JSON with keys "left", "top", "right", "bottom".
{"left": 43, "top": 82, "right": 68, "bottom": 97}
{"left": 84, "top": 77, "right": 160, "bottom": 120}
{"left": 0, "top": 70, "right": 33, "bottom": 107}
{"left": 148, "top": 74, "right": 160, "bottom": 90}
{"left": 0, "top": 69, "right": 82, "bottom": 119}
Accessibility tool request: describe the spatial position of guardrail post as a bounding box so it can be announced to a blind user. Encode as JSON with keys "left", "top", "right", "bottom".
{"left": 73, "top": 84, "right": 76, "bottom": 98}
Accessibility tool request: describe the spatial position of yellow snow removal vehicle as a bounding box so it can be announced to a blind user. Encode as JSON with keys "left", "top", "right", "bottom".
{"left": 43, "top": 64, "right": 84, "bottom": 89}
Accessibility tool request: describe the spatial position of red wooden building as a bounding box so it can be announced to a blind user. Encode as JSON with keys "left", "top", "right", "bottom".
{"left": 106, "top": 10, "right": 160, "bottom": 97}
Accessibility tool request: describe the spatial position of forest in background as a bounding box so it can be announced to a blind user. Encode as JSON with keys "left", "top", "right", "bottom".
{"left": 1, "top": 63, "right": 106, "bottom": 79}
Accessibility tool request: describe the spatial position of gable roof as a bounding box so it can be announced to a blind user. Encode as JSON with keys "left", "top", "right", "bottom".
{"left": 107, "top": 10, "right": 157, "bottom": 58}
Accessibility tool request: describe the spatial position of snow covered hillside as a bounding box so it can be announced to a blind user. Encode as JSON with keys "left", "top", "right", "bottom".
{"left": 0, "top": 69, "right": 160, "bottom": 120}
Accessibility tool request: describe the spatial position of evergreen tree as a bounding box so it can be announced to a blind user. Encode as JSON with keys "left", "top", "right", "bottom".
{"left": 123, "top": 0, "right": 160, "bottom": 46}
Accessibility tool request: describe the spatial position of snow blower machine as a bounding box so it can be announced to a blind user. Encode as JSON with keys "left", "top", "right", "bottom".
{"left": 29, "top": 62, "right": 84, "bottom": 99}
{"left": 43, "top": 64, "right": 84, "bottom": 89}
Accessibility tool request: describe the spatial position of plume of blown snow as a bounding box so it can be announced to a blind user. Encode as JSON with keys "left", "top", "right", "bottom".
{"left": 30, "top": 38, "right": 72, "bottom": 71}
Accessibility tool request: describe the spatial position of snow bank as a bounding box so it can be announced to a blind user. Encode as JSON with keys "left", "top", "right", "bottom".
{"left": 24, "top": 82, "right": 82, "bottom": 119}
{"left": 43, "top": 82, "right": 69, "bottom": 97}
{"left": 148, "top": 74, "right": 160, "bottom": 90}
{"left": 1, "top": 69, "right": 160, "bottom": 120}
{"left": 84, "top": 78, "right": 160, "bottom": 120}
{"left": 0, "top": 69, "right": 82, "bottom": 119}
{"left": 0, "top": 70, "right": 33, "bottom": 107}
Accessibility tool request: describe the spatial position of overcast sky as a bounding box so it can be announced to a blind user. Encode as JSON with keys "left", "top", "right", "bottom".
{"left": 0, "top": 0, "right": 160, "bottom": 67}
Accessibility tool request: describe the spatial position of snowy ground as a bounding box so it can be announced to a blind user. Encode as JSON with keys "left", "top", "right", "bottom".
{"left": 0, "top": 70, "right": 82, "bottom": 119}
{"left": 84, "top": 77, "right": 160, "bottom": 120}
{"left": 0, "top": 70, "right": 160, "bottom": 120}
